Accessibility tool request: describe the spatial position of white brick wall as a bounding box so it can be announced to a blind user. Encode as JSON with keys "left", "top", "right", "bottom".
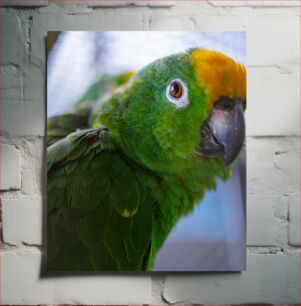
{"left": 289, "top": 193, "right": 300, "bottom": 246}
{"left": 163, "top": 253, "right": 299, "bottom": 304}
{"left": 2, "top": 13, "right": 25, "bottom": 65}
{"left": 247, "top": 195, "right": 277, "bottom": 246}
{"left": 149, "top": 15, "right": 195, "bottom": 30}
{"left": 0, "top": 144, "right": 21, "bottom": 191}
{"left": 2, "top": 251, "right": 151, "bottom": 304}
{"left": 248, "top": 66, "right": 300, "bottom": 136}
{"left": 1, "top": 0, "right": 300, "bottom": 304}
{"left": 2, "top": 198, "right": 43, "bottom": 246}
{"left": 0, "top": 0, "right": 49, "bottom": 6}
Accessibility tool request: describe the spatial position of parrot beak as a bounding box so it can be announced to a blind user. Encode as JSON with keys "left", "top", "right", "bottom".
{"left": 197, "top": 97, "right": 245, "bottom": 166}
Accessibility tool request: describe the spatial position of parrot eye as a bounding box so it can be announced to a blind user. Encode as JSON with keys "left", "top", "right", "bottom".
{"left": 166, "top": 79, "right": 189, "bottom": 108}
{"left": 169, "top": 81, "right": 183, "bottom": 98}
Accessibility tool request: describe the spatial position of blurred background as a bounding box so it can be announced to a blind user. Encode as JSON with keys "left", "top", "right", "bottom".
{"left": 47, "top": 31, "right": 246, "bottom": 271}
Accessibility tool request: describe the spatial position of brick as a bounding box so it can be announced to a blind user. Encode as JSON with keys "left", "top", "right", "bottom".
{"left": 163, "top": 253, "right": 299, "bottom": 304}
{"left": 1, "top": 65, "right": 46, "bottom": 136}
{"left": 273, "top": 195, "right": 288, "bottom": 221}
{"left": 148, "top": 1, "right": 175, "bottom": 7}
{"left": 103, "top": 13, "right": 142, "bottom": 30}
{"left": 207, "top": 0, "right": 300, "bottom": 7}
{"left": 1, "top": 65, "right": 22, "bottom": 101}
{"left": 2, "top": 251, "right": 151, "bottom": 304}
{"left": 193, "top": 12, "right": 246, "bottom": 31}
{"left": 22, "top": 66, "right": 46, "bottom": 136}
{"left": 2, "top": 198, "right": 43, "bottom": 246}
{"left": 272, "top": 138, "right": 300, "bottom": 192}
{"left": 289, "top": 194, "right": 300, "bottom": 246}
{"left": 1, "top": 66, "right": 22, "bottom": 135}
{"left": 248, "top": 66, "right": 300, "bottom": 136}
{"left": 20, "top": 137, "right": 44, "bottom": 195}
{"left": 86, "top": 0, "right": 137, "bottom": 6}
{"left": 272, "top": 196, "right": 289, "bottom": 247}
{"left": 84, "top": 0, "right": 174, "bottom": 7}
{"left": 247, "top": 137, "right": 299, "bottom": 197}
{"left": 37, "top": 3, "right": 93, "bottom": 14}
{"left": 149, "top": 15, "right": 195, "bottom": 30}
{"left": 0, "top": 0, "right": 48, "bottom": 6}
{"left": 247, "top": 195, "right": 276, "bottom": 246}
{"left": 86, "top": 1, "right": 147, "bottom": 7}
{"left": 0, "top": 144, "right": 21, "bottom": 191}
{"left": 2, "top": 13, "right": 24, "bottom": 65}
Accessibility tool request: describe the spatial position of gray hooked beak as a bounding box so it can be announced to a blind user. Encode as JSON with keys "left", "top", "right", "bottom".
{"left": 197, "top": 97, "right": 245, "bottom": 166}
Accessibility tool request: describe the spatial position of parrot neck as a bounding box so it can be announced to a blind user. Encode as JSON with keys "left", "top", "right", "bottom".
{"left": 142, "top": 156, "right": 230, "bottom": 270}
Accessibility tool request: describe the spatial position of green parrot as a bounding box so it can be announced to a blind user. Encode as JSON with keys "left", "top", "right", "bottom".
{"left": 47, "top": 49, "right": 246, "bottom": 271}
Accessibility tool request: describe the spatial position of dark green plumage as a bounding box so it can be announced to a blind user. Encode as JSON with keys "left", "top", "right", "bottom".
{"left": 48, "top": 128, "right": 154, "bottom": 271}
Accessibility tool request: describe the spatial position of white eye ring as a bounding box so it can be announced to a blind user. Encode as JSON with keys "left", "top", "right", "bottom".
{"left": 166, "top": 79, "right": 190, "bottom": 109}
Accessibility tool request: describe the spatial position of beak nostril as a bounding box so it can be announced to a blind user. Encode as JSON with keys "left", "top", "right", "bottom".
{"left": 214, "top": 97, "right": 235, "bottom": 111}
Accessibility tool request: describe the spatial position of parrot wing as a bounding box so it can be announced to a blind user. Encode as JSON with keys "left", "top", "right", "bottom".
{"left": 47, "top": 128, "right": 154, "bottom": 271}
{"left": 47, "top": 110, "right": 91, "bottom": 146}
{"left": 47, "top": 71, "right": 134, "bottom": 146}
{"left": 74, "top": 71, "right": 134, "bottom": 111}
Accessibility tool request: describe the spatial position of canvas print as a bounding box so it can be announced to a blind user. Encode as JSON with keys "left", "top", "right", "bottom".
{"left": 47, "top": 32, "right": 246, "bottom": 272}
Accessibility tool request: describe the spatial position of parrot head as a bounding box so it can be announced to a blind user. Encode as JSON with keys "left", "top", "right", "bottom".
{"left": 97, "top": 49, "right": 246, "bottom": 173}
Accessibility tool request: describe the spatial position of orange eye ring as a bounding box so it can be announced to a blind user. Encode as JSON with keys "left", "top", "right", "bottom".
{"left": 169, "top": 81, "right": 183, "bottom": 98}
